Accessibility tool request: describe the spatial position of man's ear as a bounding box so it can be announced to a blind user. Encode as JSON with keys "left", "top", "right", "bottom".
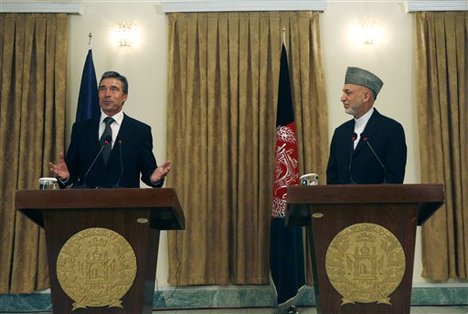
{"left": 363, "top": 89, "right": 373, "bottom": 102}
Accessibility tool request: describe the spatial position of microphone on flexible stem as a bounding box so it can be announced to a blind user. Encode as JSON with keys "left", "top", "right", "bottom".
{"left": 362, "top": 134, "right": 387, "bottom": 182}
{"left": 82, "top": 135, "right": 112, "bottom": 188}
{"left": 113, "top": 139, "right": 124, "bottom": 188}
{"left": 349, "top": 132, "right": 358, "bottom": 184}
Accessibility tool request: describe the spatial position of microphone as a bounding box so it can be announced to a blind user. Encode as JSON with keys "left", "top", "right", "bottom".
{"left": 349, "top": 132, "right": 358, "bottom": 184}
{"left": 113, "top": 139, "right": 124, "bottom": 188}
{"left": 362, "top": 134, "right": 387, "bottom": 182}
{"left": 82, "top": 135, "right": 112, "bottom": 188}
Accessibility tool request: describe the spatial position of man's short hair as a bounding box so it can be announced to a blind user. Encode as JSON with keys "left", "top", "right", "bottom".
{"left": 99, "top": 71, "right": 129, "bottom": 94}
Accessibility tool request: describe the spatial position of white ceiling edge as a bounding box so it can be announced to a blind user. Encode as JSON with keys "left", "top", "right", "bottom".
{"left": 0, "top": 1, "right": 466, "bottom": 14}
{"left": 1, "top": 2, "right": 83, "bottom": 14}
{"left": 404, "top": 0, "right": 467, "bottom": 12}
{"left": 159, "top": 1, "right": 326, "bottom": 13}
{"left": 160, "top": 0, "right": 467, "bottom": 14}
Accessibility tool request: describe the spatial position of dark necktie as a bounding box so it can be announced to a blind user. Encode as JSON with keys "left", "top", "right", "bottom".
{"left": 100, "top": 117, "right": 114, "bottom": 165}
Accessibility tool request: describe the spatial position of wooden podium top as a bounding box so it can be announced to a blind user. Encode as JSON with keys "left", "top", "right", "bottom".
{"left": 15, "top": 188, "right": 185, "bottom": 230}
{"left": 286, "top": 184, "right": 444, "bottom": 226}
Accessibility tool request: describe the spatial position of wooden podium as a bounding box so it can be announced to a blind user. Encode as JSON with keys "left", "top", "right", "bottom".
{"left": 286, "top": 184, "right": 444, "bottom": 314}
{"left": 15, "top": 188, "right": 185, "bottom": 314}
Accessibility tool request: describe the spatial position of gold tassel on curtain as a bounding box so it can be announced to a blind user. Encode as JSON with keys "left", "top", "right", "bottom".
{"left": 416, "top": 11, "right": 468, "bottom": 280}
{"left": 166, "top": 11, "right": 328, "bottom": 286}
{"left": 0, "top": 13, "right": 68, "bottom": 293}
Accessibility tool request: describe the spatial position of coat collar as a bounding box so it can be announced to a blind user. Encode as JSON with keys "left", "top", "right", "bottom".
{"left": 354, "top": 108, "right": 381, "bottom": 153}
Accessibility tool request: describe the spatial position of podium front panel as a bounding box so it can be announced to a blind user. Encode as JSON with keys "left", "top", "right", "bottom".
{"left": 44, "top": 207, "right": 159, "bottom": 313}
{"left": 307, "top": 203, "right": 417, "bottom": 314}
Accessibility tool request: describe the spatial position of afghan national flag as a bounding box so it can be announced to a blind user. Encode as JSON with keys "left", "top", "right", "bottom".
{"left": 75, "top": 48, "right": 99, "bottom": 122}
{"left": 270, "top": 44, "right": 305, "bottom": 308}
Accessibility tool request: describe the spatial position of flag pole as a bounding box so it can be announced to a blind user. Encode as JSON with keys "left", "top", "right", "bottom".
{"left": 88, "top": 32, "right": 92, "bottom": 49}
{"left": 281, "top": 27, "right": 286, "bottom": 47}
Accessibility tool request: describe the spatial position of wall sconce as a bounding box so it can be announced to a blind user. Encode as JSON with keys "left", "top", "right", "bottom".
{"left": 360, "top": 19, "right": 380, "bottom": 45}
{"left": 115, "top": 22, "right": 137, "bottom": 47}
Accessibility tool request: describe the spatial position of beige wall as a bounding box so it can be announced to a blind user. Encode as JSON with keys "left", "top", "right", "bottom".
{"left": 67, "top": 2, "right": 435, "bottom": 287}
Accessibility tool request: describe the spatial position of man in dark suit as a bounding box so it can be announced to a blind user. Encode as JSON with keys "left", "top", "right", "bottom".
{"left": 326, "top": 67, "right": 407, "bottom": 184}
{"left": 49, "top": 71, "right": 171, "bottom": 188}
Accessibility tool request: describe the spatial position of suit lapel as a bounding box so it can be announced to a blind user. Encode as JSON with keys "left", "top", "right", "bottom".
{"left": 116, "top": 114, "right": 132, "bottom": 143}
{"left": 342, "top": 121, "right": 360, "bottom": 157}
{"left": 85, "top": 117, "right": 101, "bottom": 153}
{"left": 354, "top": 109, "right": 381, "bottom": 155}
{"left": 107, "top": 115, "right": 132, "bottom": 166}
{"left": 362, "top": 108, "right": 381, "bottom": 139}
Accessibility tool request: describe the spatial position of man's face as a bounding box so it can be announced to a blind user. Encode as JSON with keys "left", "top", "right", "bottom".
{"left": 98, "top": 78, "right": 128, "bottom": 116}
{"left": 340, "top": 84, "right": 370, "bottom": 119}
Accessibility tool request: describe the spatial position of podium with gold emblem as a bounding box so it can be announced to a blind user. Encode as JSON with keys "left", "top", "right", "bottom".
{"left": 286, "top": 184, "right": 444, "bottom": 314}
{"left": 15, "top": 188, "right": 185, "bottom": 314}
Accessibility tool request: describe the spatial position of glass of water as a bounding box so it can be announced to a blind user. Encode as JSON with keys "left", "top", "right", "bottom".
{"left": 38, "top": 177, "right": 59, "bottom": 190}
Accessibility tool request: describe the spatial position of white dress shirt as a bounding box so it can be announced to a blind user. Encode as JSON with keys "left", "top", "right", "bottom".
{"left": 353, "top": 107, "right": 374, "bottom": 149}
{"left": 99, "top": 110, "right": 124, "bottom": 148}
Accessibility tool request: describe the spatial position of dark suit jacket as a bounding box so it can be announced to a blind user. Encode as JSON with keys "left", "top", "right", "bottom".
{"left": 64, "top": 114, "right": 163, "bottom": 188}
{"left": 326, "top": 109, "right": 407, "bottom": 184}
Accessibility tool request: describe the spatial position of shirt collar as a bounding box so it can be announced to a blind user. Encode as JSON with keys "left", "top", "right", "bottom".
{"left": 354, "top": 107, "right": 374, "bottom": 130}
{"left": 100, "top": 110, "right": 124, "bottom": 126}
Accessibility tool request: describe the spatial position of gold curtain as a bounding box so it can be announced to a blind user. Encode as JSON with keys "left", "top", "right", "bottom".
{"left": 0, "top": 14, "right": 67, "bottom": 293}
{"left": 166, "top": 11, "right": 328, "bottom": 286}
{"left": 416, "top": 12, "right": 468, "bottom": 280}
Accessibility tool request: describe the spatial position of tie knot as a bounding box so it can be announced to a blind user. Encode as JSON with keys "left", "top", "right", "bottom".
{"left": 104, "top": 117, "right": 114, "bottom": 125}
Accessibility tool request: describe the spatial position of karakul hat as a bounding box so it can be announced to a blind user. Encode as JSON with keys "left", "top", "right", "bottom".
{"left": 345, "top": 67, "right": 383, "bottom": 98}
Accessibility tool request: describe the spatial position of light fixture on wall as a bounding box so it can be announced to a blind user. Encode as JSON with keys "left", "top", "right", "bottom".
{"left": 360, "top": 19, "right": 380, "bottom": 45}
{"left": 115, "top": 22, "right": 137, "bottom": 47}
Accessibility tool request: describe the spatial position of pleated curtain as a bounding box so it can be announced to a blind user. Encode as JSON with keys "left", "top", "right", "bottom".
{"left": 0, "top": 13, "right": 68, "bottom": 293}
{"left": 416, "top": 11, "right": 468, "bottom": 280}
{"left": 165, "top": 11, "right": 328, "bottom": 286}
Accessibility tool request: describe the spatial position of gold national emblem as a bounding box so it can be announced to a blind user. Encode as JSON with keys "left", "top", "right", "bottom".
{"left": 56, "top": 227, "right": 137, "bottom": 310}
{"left": 325, "top": 223, "right": 405, "bottom": 305}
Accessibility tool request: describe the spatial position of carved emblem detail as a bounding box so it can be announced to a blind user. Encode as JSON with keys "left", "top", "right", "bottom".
{"left": 325, "top": 223, "right": 405, "bottom": 305}
{"left": 272, "top": 124, "right": 299, "bottom": 218}
{"left": 56, "top": 227, "right": 137, "bottom": 310}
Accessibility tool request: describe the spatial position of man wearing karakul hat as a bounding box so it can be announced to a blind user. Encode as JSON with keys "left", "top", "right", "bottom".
{"left": 326, "top": 67, "right": 407, "bottom": 184}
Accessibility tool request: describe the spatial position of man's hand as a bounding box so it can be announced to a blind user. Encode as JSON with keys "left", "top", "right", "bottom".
{"left": 49, "top": 152, "right": 70, "bottom": 181}
{"left": 150, "top": 160, "right": 172, "bottom": 184}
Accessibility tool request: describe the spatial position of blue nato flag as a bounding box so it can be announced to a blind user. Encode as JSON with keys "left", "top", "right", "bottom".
{"left": 76, "top": 48, "right": 99, "bottom": 122}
